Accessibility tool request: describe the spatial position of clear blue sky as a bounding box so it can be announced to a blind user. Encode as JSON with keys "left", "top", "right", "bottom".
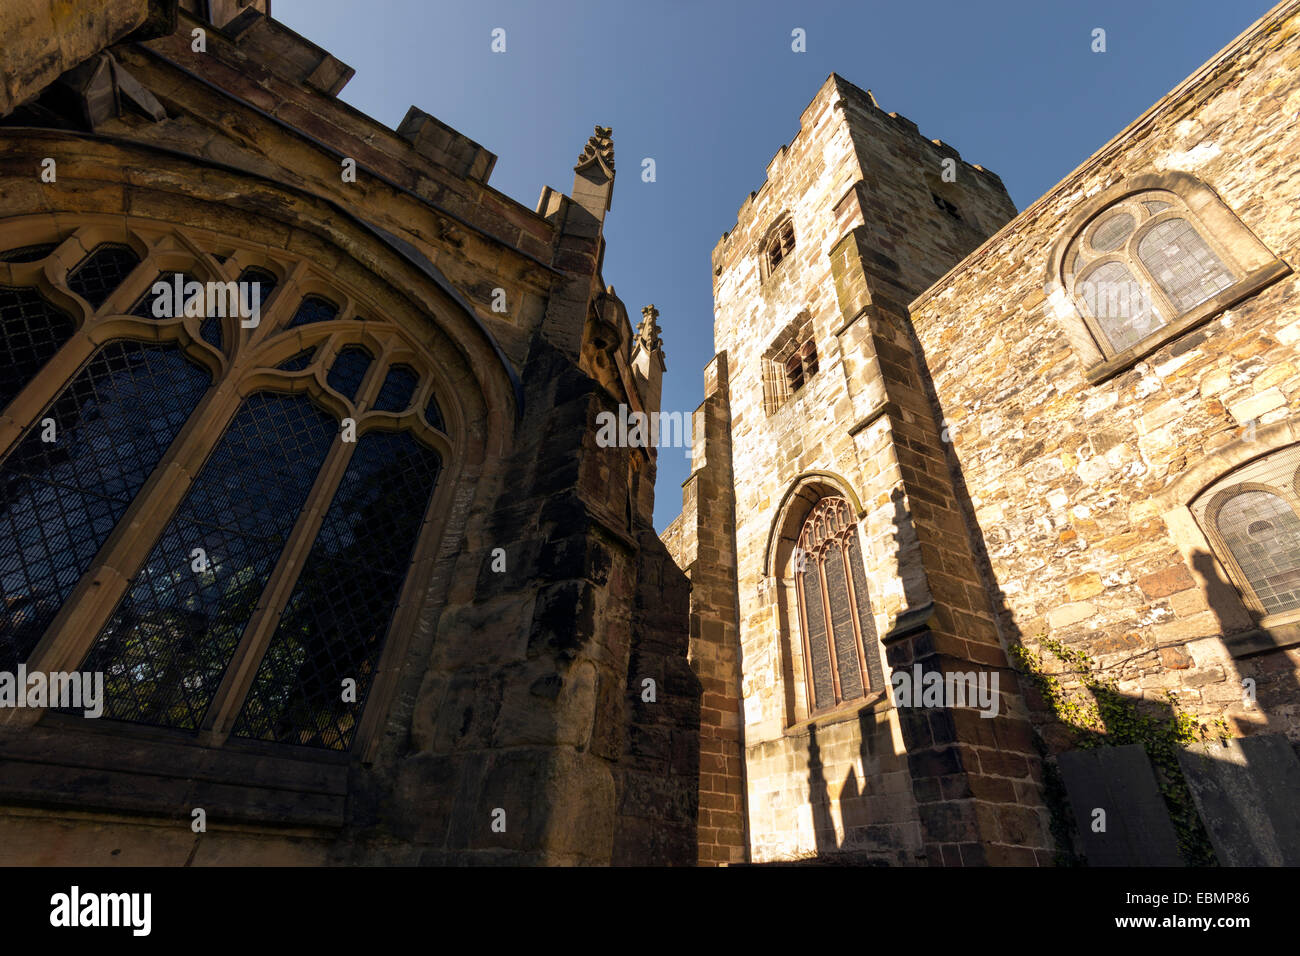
{"left": 275, "top": 0, "right": 1276, "bottom": 530}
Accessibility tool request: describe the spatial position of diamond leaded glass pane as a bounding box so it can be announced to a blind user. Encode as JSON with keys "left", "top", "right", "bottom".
{"left": 1077, "top": 260, "right": 1165, "bottom": 352}
{"left": 372, "top": 363, "right": 418, "bottom": 412}
{"left": 233, "top": 430, "right": 441, "bottom": 749}
{"left": 288, "top": 295, "right": 338, "bottom": 328}
{"left": 846, "top": 533, "right": 883, "bottom": 691}
{"left": 67, "top": 243, "right": 141, "bottom": 309}
{"left": 0, "top": 343, "right": 211, "bottom": 671}
{"left": 1138, "top": 218, "right": 1235, "bottom": 313}
{"left": 0, "top": 242, "right": 58, "bottom": 263}
{"left": 1217, "top": 492, "right": 1300, "bottom": 615}
{"left": 79, "top": 392, "right": 337, "bottom": 730}
{"left": 327, "top": 346, "right": 372, "bottom": 400}
{"left": 0, "top": 285, "right": 76, "bottom": 411}
{"left": 277, "top": 349, "right": 316, "bottom": 371}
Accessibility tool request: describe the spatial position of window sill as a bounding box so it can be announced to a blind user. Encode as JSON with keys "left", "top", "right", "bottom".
{"left": 1222, "top": 617, "right": 1300, "bottom": 658}
{"left": 784, "top": 689, "right": 892, "bottom": 738}
{"left": 1084, "top": 259, "right": 1291, "bottom": 385}
{"left": 0, "top": 718, "right": 350, "bottom": 829}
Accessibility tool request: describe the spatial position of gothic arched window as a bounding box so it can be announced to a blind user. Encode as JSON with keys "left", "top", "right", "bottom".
{"left": 1065, "top": 192, "right": 1236, "bottom": 355}
{"left": 793, "top": 496, "right": 881, "bottom": 713}
{"left": 1192, "top": 445, "right": 1300, "bottom": 622}
{"left": 0, "top": 220, "right": 453, "bottom": 752}
{"left": 1051, "top": 174, "right": 1289, "bottom": 378}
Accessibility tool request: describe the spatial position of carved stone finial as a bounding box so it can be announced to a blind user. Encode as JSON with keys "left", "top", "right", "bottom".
{"left": 575, "top": 125, "right": 615, "bottom": 173}
{"left": 637, "top": 304, "right": 663, "bottom": 353}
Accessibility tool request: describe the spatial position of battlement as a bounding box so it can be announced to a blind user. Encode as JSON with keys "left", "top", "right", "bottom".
{"left": 712, "top": 73, "right": 1006, "bottom": 261}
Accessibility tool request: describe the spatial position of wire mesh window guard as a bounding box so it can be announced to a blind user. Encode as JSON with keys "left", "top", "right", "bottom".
{"left": 77, "top": 392, "right": 338, "bottom": 729}
{"left": 1191, "top": 445, "right": 1300, "bottom": 618}
{"left": 1066, "top": 191, "right": 1242, "bottom": 357}
{"left": 233, "top": 430, "right": 441, "bottom": 749}
{"left": 0, "top": 343, "right": 211, "bottom": 671}
{"left": 0, "top": 286, "right": 76, "bottom": 411}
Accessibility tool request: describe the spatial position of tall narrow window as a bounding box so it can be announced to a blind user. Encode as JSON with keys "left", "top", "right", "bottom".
{"left": 763, "top": 218, "right": 795, "bottom": 279}
{"left": 793, "top": 496, "right": 883, "bottom": 713}
{"left": 233, "top": 430, "right": 442, "bottom": 749}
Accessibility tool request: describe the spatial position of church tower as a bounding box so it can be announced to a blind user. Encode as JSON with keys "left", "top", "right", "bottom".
{"left": 666, "top": 74, "right": 1056, "bottom": 865}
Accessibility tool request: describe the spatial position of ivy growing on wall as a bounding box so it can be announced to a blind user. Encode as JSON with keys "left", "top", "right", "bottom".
{"left": 1010, "top": 635, "right": 1230, "bottom": 866}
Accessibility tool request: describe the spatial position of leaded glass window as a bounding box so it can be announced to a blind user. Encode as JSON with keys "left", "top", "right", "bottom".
{"left": 0, "top": 217, "right": 454, "bottom": 756}
{"left": 0, "top": 344, "right": 211, "bottom": 670}
{"left": 80, "top": 393, "right": 337, "bottom": 728}
{"left": 233, "top": 430, "right": 441, "bottom": 749}
{"left": 1064, "top": 190, "right": 1244, "bottom": 357}
{"left": 1191, "top": 445, "right": 1300, "bottom": 620}
{"left": 793, "top": 496, "right": 882, "bottom": 712}
{"left": 0, "top": 286, "right": 76, "bottom": 411}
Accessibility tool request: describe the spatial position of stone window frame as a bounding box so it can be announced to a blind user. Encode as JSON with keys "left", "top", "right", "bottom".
{"left": 1157, "top": 424, "right": 1300, "bottom": 659}
{"left": 1046, "top": 172, "right": 1290, "bottom": 384}
{"left": 0, "top": 213, "right": 460, "bottom": 769}
{"left": 761, "top": 310, "right": 818, "bottom": 414}
{"left": 759, "top": 215, "right": 796, "bottom": 282}
{"left": 764, "top": 474, "right": 889, "bottom": 729}
{"left": 1192, "top": 450, "right": 1300, "bottom": 626}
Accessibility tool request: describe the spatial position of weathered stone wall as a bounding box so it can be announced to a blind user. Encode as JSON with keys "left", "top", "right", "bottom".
{"left": 908, "top": 4, "right": 1300, "bottom": 757}
{"left": 0, "top": 4, "right": 698, "bottom": 866}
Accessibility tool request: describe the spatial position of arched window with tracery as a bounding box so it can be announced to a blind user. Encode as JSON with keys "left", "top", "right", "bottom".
{"left": 1052, "top": 174, "right": 1289, "bottom": 375}
{"left": 0, "top": 219, "right": 454, "bottom": 752}
{"left": 793, "top": 496, "right": 883, "bottom": 713}
{"left": 1191, "top": 445, "right": 1300, "bottom": 624}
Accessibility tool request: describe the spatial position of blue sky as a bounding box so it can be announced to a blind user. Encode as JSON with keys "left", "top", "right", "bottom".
{"left": 274, "top": 0, "right": 1276, "bottom": 530}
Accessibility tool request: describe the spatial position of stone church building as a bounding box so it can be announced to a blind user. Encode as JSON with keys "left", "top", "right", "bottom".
{"left": 1, "top": 0, "right": 1298, "bottom": 867}
{"left": 665, "top": 0, "right": 1300, "bottom": 864}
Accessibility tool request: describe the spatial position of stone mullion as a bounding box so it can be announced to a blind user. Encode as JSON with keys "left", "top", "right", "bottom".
{"left": 16, "top": 370, "right": 246, "bottom": 687}
{"left": 200, "top": 428, "right": 359, "bottom": 744}
{"left": 201, "top": 347, "right": 389, "bottom": 743}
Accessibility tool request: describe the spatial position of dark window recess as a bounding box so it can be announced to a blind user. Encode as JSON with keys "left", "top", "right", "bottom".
{"left": 326, "top": 346, "right": 373, "bottom": 401}
{"left": 0, "top": 286, "right": 77, "bottom": 411}
{"left": 233, "top": 430, "right": 442, "bottom": 750}
{"left": 277, "top": 349, "right": 316, "bottom": 372}
{"left": 785, "top": 339, "right": 818, "bottom": 394}
{"left": 765, "top": 220, "right": 796, "bottom": 275}
{"left": 67, "top": 243, "right": 141, "bottom": 309}
{"left": 0, "top": 242, "right": 59, "bottom": 263}
{"left": 932, "top": 192, "right": 962, "bottom": 220}
{"left": 372, "top": 364, "right": 419, "bottom": 413}
{"left": 288, "top": 295, "right": 339, "bottom": 328}
{"left": 76, "top": 392, "right": 338, "bottom": 730}
{"left": 424, "top": 393, "right": 446, "bottom": 432}
{"left": 0, "top": 343, "right": 211, "bottom": 672}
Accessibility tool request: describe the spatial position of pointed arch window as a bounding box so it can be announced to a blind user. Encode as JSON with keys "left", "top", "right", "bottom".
{"left": 0, "top": 219, "right": 455, "bottom": 753}
{"left": 793, "top": 496, "right": 883, "bottom": 713}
